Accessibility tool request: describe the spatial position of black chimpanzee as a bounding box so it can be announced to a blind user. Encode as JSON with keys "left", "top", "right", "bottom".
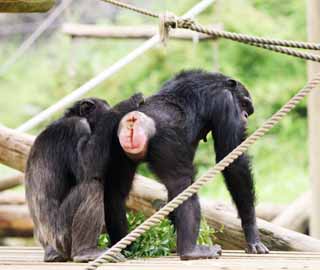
{"left": 113, "top": 70, "right": 269, "bottom": 259}
{"left": 25, "top": 94, "right": 144, "bottom": 263}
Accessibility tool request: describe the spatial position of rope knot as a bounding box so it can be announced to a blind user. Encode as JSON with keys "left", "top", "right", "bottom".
{"left": 159, "top": 11, "right": 195, "bottom": 45}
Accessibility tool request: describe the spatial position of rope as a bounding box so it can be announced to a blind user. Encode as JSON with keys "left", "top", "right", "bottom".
{"left": 186, "top": 23, "right": 320, "bottom": 61}
{"left": 100, "top": 0, "right": 158, "bottom": 18}
{"left": 247, "top": 43, "right": 320, "bottom": 62}
{"left": 101, "top": 0, "right": 320, "bottom": 56}
{"left": 85, "top": 66, "right": 320, "bottom": 270}
{"left": 0, "top": 0, "right": 73, "bottom": 77}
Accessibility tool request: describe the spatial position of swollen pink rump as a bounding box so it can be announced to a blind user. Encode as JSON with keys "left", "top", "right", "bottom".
{"left": 118, "top": 112, "right": 148, "bottom": 155}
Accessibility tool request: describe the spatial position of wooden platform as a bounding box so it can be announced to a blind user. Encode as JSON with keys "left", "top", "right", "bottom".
{"left": 1, "top": 247, "right": 320, "bottom": 270}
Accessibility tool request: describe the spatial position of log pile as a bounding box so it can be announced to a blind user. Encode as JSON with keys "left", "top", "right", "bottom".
{"left": 0, "top": 125, "right": 317, "bottom": 251}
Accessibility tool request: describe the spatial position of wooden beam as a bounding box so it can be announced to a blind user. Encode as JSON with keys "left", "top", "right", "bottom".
{"left": 0, "top": 126, "right": 33, "bottom": 172}
{"left": 272, "top": 192, "right": 310, "bottom": 233}
{"left": 255, "top": 203, "right": 286, "bottom": 222}
{"left": 0, "top": 173, "right": 24, "bottom": 192}
{"left": 0, "top": 190, "right": 25, "bottom": 204}
{"left": 0, "top": 204, "right": 33, "bottom": 237}
{"left": 0, "top": 0, "right": 55, "bottom": 13}
{"left": 62, "top": 23, "right": 222, "bottom": 41}
{"left": 2, "top": 125, "right": 320, "bottom": 251}
{"left": 307, "top": 0, "right": 320, "bottom": 238}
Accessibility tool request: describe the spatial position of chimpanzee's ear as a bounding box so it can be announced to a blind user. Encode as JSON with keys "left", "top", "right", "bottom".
{"left": 80, "top": 100, "right": 96, "bottom": 116}
{"left": 226, "top": 79, "right": 237, "bottom": 88}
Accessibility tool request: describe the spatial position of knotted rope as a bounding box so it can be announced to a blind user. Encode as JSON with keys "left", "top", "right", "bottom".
{"left": 101, "top": 0, "right": 320, "bottom": 62}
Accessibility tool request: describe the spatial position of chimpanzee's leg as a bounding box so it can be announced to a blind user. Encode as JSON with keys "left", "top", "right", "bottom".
{"left": 104, "top": 153, "right": 137, "bottom": 246}
{"left": 212, "top": 109, "right": 269, "bottom": 254}
{"left": 57, "top": 180, "right": 105, "bottom": 262}
{"left": 147, "top": 131, "right": 221, "bottom": 260}
{"left": 44, "top": 246, "right": 67, "bottom": 262}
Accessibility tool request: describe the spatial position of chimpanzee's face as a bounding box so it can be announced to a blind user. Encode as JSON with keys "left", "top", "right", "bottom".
{"left": 225, "top": 79, "right": 254, "bottom": 126}
{"left": 65, "top": 98, "right": 110, "bottom": 130}
{"left": 79, "top": 98, "right": 110, "bottom": 127}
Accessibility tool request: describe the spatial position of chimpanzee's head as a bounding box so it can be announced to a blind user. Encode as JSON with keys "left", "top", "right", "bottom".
{"left": 65, "top": 98, "right": 111, "bottom": 128}
{"left": 223, "top": 78, "right": 254, "bottom": 126}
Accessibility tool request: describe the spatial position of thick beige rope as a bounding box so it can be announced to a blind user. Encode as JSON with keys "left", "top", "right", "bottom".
{"left": 101, "top": 0, "right": 320, "bottom": 51}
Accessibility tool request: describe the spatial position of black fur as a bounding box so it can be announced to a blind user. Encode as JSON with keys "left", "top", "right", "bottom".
{"left": 26, "top": 94, "right": 144, "bottom": 262}
{"left": 25, "top": 97, "right": 110, "bottom": 262}
{"left": 102, "top": 70, "right": 268, "bottom": 258}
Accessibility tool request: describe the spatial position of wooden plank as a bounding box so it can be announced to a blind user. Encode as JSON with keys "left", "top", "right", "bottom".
{"left": 0, "top": 0, "right": 55, "bottom": 13}
{"left": 307, "top": 0, "right": 320, "bottom": 239}
{"left": 61, "top": 23, "right": 223, "bottom": 41}
{"left": 1, "top": 248, "right": 320, "bottom": 270}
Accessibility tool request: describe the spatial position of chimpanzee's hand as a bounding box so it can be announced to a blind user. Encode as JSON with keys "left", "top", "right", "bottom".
{"left": 113, "top": 93, "right": 144, "bottom": 114}
{"left": 131, "top": 92, "right": 145, "bottom": 107}
{"left": 246, "top": 241, "right": 269, "bottom": 254}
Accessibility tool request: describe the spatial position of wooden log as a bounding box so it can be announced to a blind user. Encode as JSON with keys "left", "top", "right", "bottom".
{"left": 0, "top": 173, "right": 24, "bottom": 192}
{"left": 0, "top": 191, "right": 25, "bottom": 204}
{"left": 0, "top": 172, "right": 284, "bottom": 221}
{"left": 1, "top": 125, "right": 320, "bottom": 251}
{"left": 62, "top": 23, "right": 222, "bottom": 41}
{"left": 256, "top": 203, "right": 287, "bottom": 222}
{"left": 307, "top": 0, "right": 320, "bottom": 238}
{"left": 0, "top": 126, "right": 33, "bottom": 172}
{"left": 272, "top": 192, "right": 310, "bottom": 233}
{"left": 0, "top": 0, "right": 55, "bottom": 13}
{"left": 0, "top": 205, "right": 33, "bottom": 237}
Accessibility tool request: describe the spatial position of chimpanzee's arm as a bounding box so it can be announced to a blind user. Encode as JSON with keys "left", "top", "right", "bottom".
{"left": 211, "top": 90, "right": 268, "bottom": 254}
{"left": 78, "top": 93, "right": 144, "bottom": 182}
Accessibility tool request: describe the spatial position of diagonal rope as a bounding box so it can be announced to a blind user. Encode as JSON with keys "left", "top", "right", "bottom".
{"left": 85, "top": 64, "right": 320, "bottom": 270}
{"left": 101, "top": 0, "right": 320, "bottom": 51}
{"left": 0, "top": 0, "right": 73, "bottom": 77}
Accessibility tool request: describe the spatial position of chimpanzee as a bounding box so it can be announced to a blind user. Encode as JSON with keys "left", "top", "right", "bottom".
{"left": 110, "top": 70, "right": 269, "bottom": 260}
{"left": 25, "top": 94, "right": 144, "bottom": 263}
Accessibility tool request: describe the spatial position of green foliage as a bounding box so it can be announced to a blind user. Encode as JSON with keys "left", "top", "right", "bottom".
{"left": 98, "top": 211, "right": 215, "bottom": 258}
{"left": 98, "top": 211, "right": 175, "bottom": 258}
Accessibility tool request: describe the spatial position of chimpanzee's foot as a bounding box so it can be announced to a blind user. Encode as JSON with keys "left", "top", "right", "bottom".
{"left": 44, "top": 246, "right": 68, "bottom": 262}
{"left": 246, "top": 241, "right": 269, "bottom": 254}
{"left": 73, "top": 248, "right": 126, "bottom": 263}
{"left": 180, "top": 244, "right": 222, "bottom": 260}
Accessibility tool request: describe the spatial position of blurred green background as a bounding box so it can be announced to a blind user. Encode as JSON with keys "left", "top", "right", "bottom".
{"left": 0, "top": 0, "right": 309, "bottom": 205}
